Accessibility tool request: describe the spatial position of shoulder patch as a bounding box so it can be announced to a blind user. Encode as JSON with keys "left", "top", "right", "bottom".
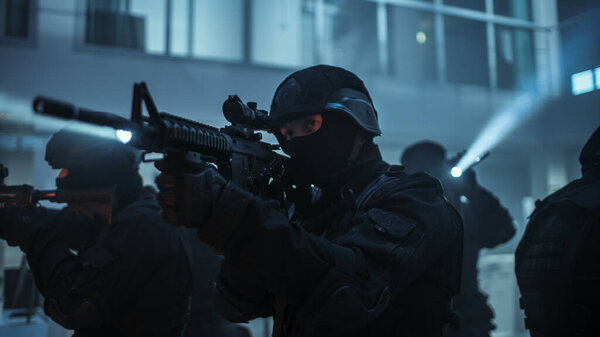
{"left": 367, "top": 208, "right": 416, "bottom": 239}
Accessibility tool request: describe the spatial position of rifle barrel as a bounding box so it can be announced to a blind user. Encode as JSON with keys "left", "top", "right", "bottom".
{"left": 33, "top": 96, "right": 131, "bottom": 130}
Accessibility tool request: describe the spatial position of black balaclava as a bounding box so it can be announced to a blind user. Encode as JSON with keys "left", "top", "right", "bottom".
{"left": 283, "top": 112, "right": 359, "bottom": 189}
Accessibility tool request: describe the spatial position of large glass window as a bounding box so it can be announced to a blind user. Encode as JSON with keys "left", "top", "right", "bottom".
{"left": 84, "top": 0, "right": 243, "bottom": 60}
{"left": 251, "top": 0, "right": 312, "bottom": 67}
{"left": 130, "top": 0, "right": 166, "bottom": 54}
{"left": 495, "top": 25, "right": 535, "bottom": 90}
{"left": 0, "top": 0, "right": 30, "bottom": 38}
{"left": 321, "top": 0, "right": 379, "bottom": 74}
{"left": 387, "top": 6, "right": 437, "bottom": 82}
{"left": 444, "top": 16, "right": 489, "bottom": 86}
{"left": 85, "top": 0, "right": 161, "bottom": 52}
{"left": 169, "top": 0, "right": 189, "bottom": 56}
{"left": 79, "top": 0, "right": 542, "bottom": 93}
{"left": 443, "top": 0, "right": 485, "bottom": 12}
{"left": 571, "top": 70, "right": 594, "bottom": 96}
{"left": 494, "top": 0, "right": 532, "bottom": 21}
{"left": 192, "top": 0, "right": 243, "bottom": 61}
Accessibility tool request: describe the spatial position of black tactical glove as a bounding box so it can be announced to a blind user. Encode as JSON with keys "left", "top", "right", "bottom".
{"left": 461, "top": 168, "right": 477, "bottom": 187}
{"left": 155, "top": 156, "right": 228, "bottom": 228}
{"left": 0, "top": 206, "right": 45, "bottom": 249}
{"left": 443, "top": 167, "right": 478, "bottom": 193}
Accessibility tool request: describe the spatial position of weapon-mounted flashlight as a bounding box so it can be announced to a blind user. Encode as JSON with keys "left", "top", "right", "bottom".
{"left": 451, "top": 166, "right": 462, "bottom": 178}
{"left": 116, "top": 129, "right": 132, "bottom": 144}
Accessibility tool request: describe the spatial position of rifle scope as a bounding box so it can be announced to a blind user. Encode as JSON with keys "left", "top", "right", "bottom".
{"left": 222, "top": 95, "right": 271, "bottom": 131}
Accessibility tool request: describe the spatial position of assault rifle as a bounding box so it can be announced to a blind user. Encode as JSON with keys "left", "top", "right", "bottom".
{"left": 0, "top": 164, "right": 115, "bottom": 221}
{"left": 32, "top": 82, "right": 285, "bottom": 197}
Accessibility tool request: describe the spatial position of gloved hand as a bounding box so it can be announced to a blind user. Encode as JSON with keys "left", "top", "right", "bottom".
{"left": 154, "top": 155, "right": 228, "bottom": 228}
{"left": 461, "top": 168, "right": 477, "bottom": 188}
{"left": 443, "top": 167, "right": 478, "bottom": 194}
{"left": 0, "top": 206, "right": 44, "bottom": 248}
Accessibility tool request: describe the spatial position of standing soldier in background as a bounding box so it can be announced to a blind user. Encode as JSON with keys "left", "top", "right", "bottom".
{"left": 401, "top": 141, "right": 515, "bottom": 337}
{"left": 0, "top": 126, "right": 246, "bottom": 337}
{"left": 154, "top": 65, "right": 464, "bottom": 337}
{"left": 515, "top": 126, "right": 600, "bottom": 337}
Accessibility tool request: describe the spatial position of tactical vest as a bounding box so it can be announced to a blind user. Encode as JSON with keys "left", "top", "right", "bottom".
{"left": 280, "top": 165, "right": 459, "bottom": 337}
{"left": 515, "top": 179, "right": 600, "bottom": 337}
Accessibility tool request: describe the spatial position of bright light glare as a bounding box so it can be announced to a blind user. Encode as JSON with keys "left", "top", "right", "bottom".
{"left": 451, "top": 166, "right": 462, "bottom": 178}
{"left": 416, "top": 31, "right": 427, "bottom": 44}
{"left": 116, "top": 129, "right": 132, "bottom": 144}
{"left": 595, "top": 67, "right": 600, "bottom": 89}
{"left": 571, "top": 70, "right": 594, "bottom": 95}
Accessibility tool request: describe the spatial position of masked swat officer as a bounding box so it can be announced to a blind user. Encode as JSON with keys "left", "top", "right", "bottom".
{"left": 0, "top": 127, "right": 192, "bottom": 337}
{"left": 155, "top": 65, "right": 463, "bottom": 337}
{"left": 401, "top": 141, "right": 515, "bottom": 337}
{"left": 515, "top": 126, "right": 600, "bottom": 337}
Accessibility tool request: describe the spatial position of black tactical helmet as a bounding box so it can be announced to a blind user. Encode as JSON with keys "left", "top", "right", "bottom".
{"left": 579, "top": 125, "right": 600, "bottom": 174}
{"left": 270, "top": 64, "right": 382, "bottom": 135}
{"left": 401, "top": 141, "right": 447, "bottom": 174}
{"left": 46, "top": 125, "right": 141, "bottom": 189}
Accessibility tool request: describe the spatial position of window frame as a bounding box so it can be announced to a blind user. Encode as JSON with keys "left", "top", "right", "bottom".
{"left": 364, "top": 0, "right": 549, "bottom": 90}
{"left": 72, "top": 0, "right": 554, "bottom": 92}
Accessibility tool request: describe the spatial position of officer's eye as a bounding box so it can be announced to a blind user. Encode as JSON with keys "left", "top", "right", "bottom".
{"left": 304, "top": 120, "right": 316, "bottom": 132}
{"left": 280, "top": 128, "right": 292, "bottom": 138}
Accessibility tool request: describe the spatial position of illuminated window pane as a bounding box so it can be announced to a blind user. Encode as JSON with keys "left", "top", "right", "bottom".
{"left": 251, "top": 0, "right": 314, "bottom": 67}
{"left": 130, "top": 0, "right": 167, "bottom": 54}
{"left": 571, "top": 70, "right": 594, "bottom": 95}
{"left": 388, "top": 6, "right": 437, "bottom": 82}
{"left": 595, "top": 67, "right": 600, "bottom": 89}
{"left": 445, "top": 16, "right": 489, "bottom": 86}
{"left": 321, "top": 0, "right": 379, "bottom": 74}
{"left": 192, "top": 0, "right": 243, "bottom": 61}
{"left": 169, "top": 0, "right": 189, "bottom": 56}
{"left": 495, "top": 25, "right": 535, "bottom": 90}
{"left": 494, "top": 0, "right": 532, "bottom": 21}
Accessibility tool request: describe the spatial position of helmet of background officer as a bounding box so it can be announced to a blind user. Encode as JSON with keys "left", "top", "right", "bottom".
{"left": 269, "top": 64, "right": 381, "bottom": 187}
{"left": 580, "top": 125, "right": 600, "bottom": 176}
{"left": 400, "top": 141, "right": 447, "bottom": 179}
{"left": 45, "top": 124, "right": 143, "bottom": 210}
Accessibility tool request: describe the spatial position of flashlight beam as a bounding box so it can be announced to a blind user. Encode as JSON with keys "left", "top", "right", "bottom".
{"left": 456, "top": 90, "right": 546, "bottom": 171}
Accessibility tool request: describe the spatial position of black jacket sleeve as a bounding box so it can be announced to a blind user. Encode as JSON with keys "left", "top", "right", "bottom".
{"left": 23, "top": 203, "right": 190, "bottom": 335}
{"left": 202, "top": 173, "right": 462, "bottom": 329}
{"left": 466, "top": 186, "right": 515, "bottom": 248}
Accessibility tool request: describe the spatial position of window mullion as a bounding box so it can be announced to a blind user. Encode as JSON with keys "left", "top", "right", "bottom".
{"left": 434, "top": 0, "right": 446, "bottom": 83}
